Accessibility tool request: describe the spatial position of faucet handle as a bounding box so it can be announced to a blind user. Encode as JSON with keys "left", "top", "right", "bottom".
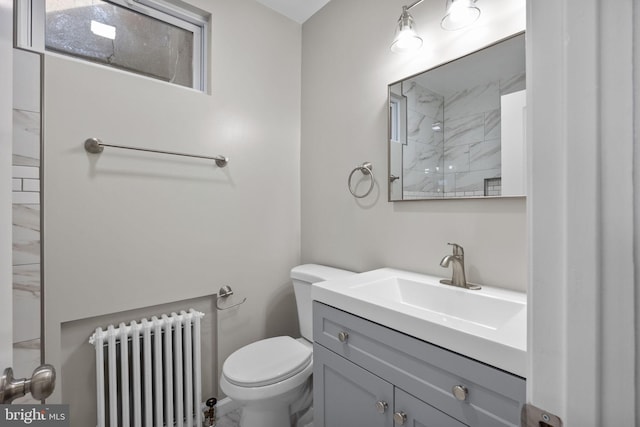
{"left": 447, "top": 243, "right": 464, "bottom": 257}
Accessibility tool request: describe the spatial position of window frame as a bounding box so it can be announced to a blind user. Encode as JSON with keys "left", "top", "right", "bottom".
{"left": 389, "top": 92, "right": 407, "bottom": 146}
{"left": 16, "top": 0, "right": 209, "bottom": 92}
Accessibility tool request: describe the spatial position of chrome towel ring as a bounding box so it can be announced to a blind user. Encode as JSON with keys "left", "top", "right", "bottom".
{"left": 348, "top": 162, "right": 375, "bottom": 198}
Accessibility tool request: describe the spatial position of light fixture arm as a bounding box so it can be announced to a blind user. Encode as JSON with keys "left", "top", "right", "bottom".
{"left": 405, "top": 0, "right": 425, "bottom": 10}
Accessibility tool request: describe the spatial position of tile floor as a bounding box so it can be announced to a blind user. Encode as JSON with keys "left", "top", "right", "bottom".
{"left": 215, "top": 409, "right": 240, "bottom": 427}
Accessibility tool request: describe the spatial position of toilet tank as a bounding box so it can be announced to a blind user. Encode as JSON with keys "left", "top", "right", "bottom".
{"left": 290, "top": 264, "right": 355, "bottom": 342}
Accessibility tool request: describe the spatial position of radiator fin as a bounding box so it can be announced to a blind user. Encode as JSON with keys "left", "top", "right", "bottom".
{"left": 91, "top": 309, "right": 204, "bottom": 427}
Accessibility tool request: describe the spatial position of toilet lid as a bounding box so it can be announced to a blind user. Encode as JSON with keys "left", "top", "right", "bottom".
{"left": 223, "top": 336, "right": 312, "bottom": 387}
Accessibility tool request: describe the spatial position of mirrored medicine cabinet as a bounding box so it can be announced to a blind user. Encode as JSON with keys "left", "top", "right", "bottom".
{"left": 388, "top": 32, "right": 526, "bottom": 201}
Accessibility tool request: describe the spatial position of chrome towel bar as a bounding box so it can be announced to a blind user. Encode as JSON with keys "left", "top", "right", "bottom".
{"left": 84, "top": 137, "right": 229, "bottom": 167}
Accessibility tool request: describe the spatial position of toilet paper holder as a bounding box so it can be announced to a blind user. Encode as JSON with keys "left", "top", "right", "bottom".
{"left": 216, "top": 286, "right": 247, "bottom": 310}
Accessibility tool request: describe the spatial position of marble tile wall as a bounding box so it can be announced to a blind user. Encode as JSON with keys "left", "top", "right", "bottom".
{"left": 12, "top": 49, "right": 41, "bottom": 403}
{"left": 401, "top": 81, "right": 444, "bottom": 199}
{"left": 442, "top": 72, "right": 525, "bottom": 197}
{"left": 402, "top": 73, "right": 525, "bottom": 199}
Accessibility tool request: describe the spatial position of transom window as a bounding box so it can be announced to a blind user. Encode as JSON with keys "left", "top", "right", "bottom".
{"left": 17, "top": 0, "right": 209, "bottom": 91}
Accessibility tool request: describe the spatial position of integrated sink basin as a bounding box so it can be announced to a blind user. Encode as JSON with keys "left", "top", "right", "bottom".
{"left": 355, "top": 277, "right": 524, "bottom": 331}
{"left": 311, "top": 268, "right": 527, "bottom": 377}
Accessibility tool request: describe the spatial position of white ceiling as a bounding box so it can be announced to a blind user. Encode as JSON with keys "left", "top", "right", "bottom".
{"left": 254, "top": 0, "right": 331, "bottom": 23}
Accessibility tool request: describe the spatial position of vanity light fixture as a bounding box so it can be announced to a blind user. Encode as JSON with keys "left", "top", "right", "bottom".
{"left": 391, "top": 0, "right": 481, "bottom": 53}
{"left": 441, "top": 0, "right": 481, "bottom": 31}
{"left": 390, "top": 0, "right": 425, "bottom": 54}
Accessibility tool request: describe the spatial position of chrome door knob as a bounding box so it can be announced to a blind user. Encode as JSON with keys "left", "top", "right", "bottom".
{"left": 29, "top": 365, "right": 56, "bottom": 401}
{"left": 452, "top": 385, "right": 468, "bottom": 401}
{"left": 393, "top": 411, "right": 407, "bottom": 425}
{"left": 338, "top": 331, "right": 349, "bottom": 343}
{"left": 0, "top": 365, "right": 56, "bottom": 404}
{"left": 375, "top": 400, "right": 388, "bottom": 414}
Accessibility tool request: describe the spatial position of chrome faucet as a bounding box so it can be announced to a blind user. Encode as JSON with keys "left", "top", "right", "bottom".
{"left": 439, "top": 243, "right": 481, "bottom": 290}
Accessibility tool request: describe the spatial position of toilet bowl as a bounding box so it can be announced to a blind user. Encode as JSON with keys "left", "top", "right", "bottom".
{"left": 220, "top": 337, "right": 313, "bottom": 427}
{"left": 219, "top": 264, "right": 355, "bottom": 427}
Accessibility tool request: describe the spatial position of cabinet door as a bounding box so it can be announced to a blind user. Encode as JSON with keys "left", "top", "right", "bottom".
{"left": 314, "top": 343, "right": 394, "bottom": 427}
{"left": 314, "top": 302, "right": 525, "bottom": 426}
{"left": 394, "top": 389, "right": 467, "bottom": 427}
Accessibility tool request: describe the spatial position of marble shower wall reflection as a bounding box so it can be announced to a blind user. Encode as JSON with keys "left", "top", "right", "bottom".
{"left": 402, "top": 81, "right": 444, "bottom": 199}
{"left": 402, "top": 73, "right": 525, "bottom": 199}
{"left": 12, "top": 49, "right": 41, "bottom": 403}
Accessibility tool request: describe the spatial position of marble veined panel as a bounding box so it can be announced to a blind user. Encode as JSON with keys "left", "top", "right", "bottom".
{"left": 407, "top": 110, "right": 426, "bottom": 139}
{"left": 13, "top": 50, "right": 41, "bottom": 113}
{"left": 445, "top": 81, "right": 499, "bottom": 120}
{"left": 12, "top": 204, "right": 41, "bottom": 266}
{"left": 405, "top": 82, "right": 444, "bottom": 152}
{"left": 416, "top": 91, "right": 444, "bottom": 120}
{"left": 443, "top": 172, "right": 456, "bottom": 194}
{"left": 408, "top": 119, "right": 440, "bottom": 147}
{"left": 470, "top": 138, "right": 501, "bottom": 171}
{"left": 13, "top": 203, "right": 39, "bottom": 231}
{"left": 13, "top": 263, "right": 41, "bottom": 344}
{"left": 403, "top": 141, "right": 443, "bottom": 172}
{"left": 485, "top": 109, "right": 501, "bottom": 140}
{"left": 444, "top": 113, "right": 484, "bottom": 146}
{"left": 13, "top": 109, "right": 40, "bottom": 164}
{"left": 403, "top": 168, "right": 443, "bottom": 194}
{"left": 14, "top": 263, "right": 40, "bottom": 291}
{"left": 455, "top": 169, "right": 501, "bottom": 193}
{"left": 444, "top": 144, "right": 470, "bottom": 173}
{"left": 403, "top": 81, "right": 420, "bottom": 110}
{"left": 500, "top": 72, "right": 526, "bottom": 95}
{"left": 403, "top": 81, "right": 444, "bottom": 119}
{"left": 13, "top": 280, "right": 40, "bottom": 342}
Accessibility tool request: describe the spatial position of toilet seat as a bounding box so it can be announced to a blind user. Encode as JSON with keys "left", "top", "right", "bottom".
{"left": 222, "top": 336, "right": 312, "bottom": 387}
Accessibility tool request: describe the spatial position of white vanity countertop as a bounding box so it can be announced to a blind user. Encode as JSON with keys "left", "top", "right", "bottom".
{"left": 312, "top": 268, "right": 527, "bottom": 377}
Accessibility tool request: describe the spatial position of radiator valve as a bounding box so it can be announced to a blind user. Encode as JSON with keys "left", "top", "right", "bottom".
{"left": 203, "top": 397, "right": 217, "bottom": 426}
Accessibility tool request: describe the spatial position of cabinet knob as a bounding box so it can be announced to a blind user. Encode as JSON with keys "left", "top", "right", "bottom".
{"left": 375, "top": 400, "right": 388, "bottom": 414}
{"left": 452, "top": 385, "right": 468, "bottom": 401}
{"left": 338, "top": 331, "right": 349, "bottom": 343}
{"left": 393, "top": 411, "right": 407, "bottom": 425}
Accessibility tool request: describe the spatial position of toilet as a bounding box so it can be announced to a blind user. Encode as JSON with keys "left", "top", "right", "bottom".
{"left": 220, "top": 264, "right": 355, "bottom": 427}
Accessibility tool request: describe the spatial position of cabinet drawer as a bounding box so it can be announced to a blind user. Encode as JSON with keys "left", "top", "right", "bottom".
{"left": 313, "top": 301, "right": 525, "bottom": 427}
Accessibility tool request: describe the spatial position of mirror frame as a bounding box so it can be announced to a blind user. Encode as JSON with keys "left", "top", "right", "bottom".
{"left": 387, "top": 31, "right": 526, "bottom": 202}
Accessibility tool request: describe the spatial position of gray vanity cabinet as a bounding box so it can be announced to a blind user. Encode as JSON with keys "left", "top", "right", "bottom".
{"left": 313, "top": 344, "right": 393, "bottom": 427}
{"left": 312, "top": 302, "right": 526, "bottom": 427}
{"left": 314, "top": 343, "right": 465, "bottom": 427}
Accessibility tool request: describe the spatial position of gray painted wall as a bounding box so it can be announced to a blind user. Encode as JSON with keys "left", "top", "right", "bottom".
{"left": 43, "top": 0, "right": 302, "bottom": 406}
{"left": 301, "top": 0, "right": 527, "bottom": 292}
